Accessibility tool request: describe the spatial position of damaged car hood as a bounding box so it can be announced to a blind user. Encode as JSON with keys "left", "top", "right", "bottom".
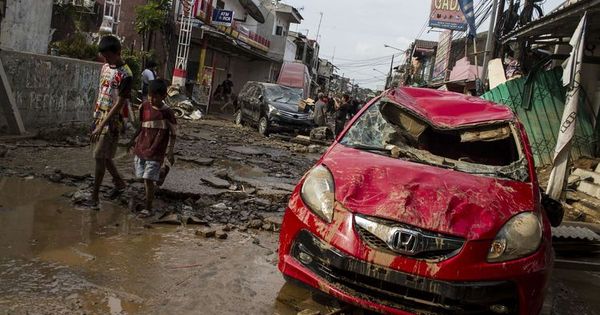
{"left": 322, "top": 144, "right": 536, "bottom": 240}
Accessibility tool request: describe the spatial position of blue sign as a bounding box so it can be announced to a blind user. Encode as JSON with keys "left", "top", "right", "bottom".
{"left": 212, "top": 9, "right": 234, "bottom": 26}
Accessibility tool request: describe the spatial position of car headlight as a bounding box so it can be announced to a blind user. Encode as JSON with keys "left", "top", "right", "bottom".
{"left": 268, "top": 104, "right": 278, "bottom": 114}
{"left": 487, "top": 212, "right": 542, "bottom": 263}
{"left": 301, "top": 165, "right": 335, "bottom": 223}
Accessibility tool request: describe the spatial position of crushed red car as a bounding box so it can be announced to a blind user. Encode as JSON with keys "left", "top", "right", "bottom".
{"left": 278, "top": 87, "right": 553, "bottom": 315}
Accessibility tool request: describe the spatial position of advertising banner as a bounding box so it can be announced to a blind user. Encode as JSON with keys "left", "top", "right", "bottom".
{"left": 193, "top": 66, "right": 214, "bottom": 107}
{"left": 212, "top": 9, "right": 234, "bottom": 26}
{"left": 429, "top": 0, "right": 467, "bottom": 31}
{"left": 432, "top": 30, "right": 453, "bottom": 82}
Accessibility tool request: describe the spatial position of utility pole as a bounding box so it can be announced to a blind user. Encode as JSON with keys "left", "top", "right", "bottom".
{"left": 494, "top": 0, "right": 506, "bottom": 58}
{"left": 315, "top": 12, "right": 323, "bottom": 44}
{"left": 481, "top": 0, "right": 499, "bottom": 84}
{"left": 386, "top": 54, "right": 395, "bottom": 89}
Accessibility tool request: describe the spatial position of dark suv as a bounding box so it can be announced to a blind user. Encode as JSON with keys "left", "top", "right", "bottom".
{"left": 234, "top": 82, "right": 314, "bottom": 136}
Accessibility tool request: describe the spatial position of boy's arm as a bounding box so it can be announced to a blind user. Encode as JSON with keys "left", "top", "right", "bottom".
{"left": 128, "top": 106, "right": 143, "bottom": 150}
{"left": 91, "top": 96, "right": 126, "bottom": 141}
{"left": 166, "top": 113, "right": 177, "bottom": 165}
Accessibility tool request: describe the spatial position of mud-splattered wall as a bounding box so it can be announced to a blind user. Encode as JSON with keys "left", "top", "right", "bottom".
{"left": 0, "top": 0, "right": 53, "bottom": 54}
{"left": 0, "top": 50, "right": 101, "bottom": 131}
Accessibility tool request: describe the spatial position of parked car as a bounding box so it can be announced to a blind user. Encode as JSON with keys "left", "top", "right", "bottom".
{"left": 234, "top": 82, "right": 314, "bottom": 136}
{"left": 278, "top": 87, "right": 556, "bottom": 315}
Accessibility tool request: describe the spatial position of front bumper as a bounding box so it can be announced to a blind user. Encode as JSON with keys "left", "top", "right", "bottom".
{"left": 278, "top": 196, "right": 552, "bottom": 315}
{"left": 269, "top": 111, "right": 315, "bottom": 130}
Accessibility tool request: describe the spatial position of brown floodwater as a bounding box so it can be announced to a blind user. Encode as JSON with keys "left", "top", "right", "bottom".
{"left": 0, "top": 176, "right": 336, "bottom": 315}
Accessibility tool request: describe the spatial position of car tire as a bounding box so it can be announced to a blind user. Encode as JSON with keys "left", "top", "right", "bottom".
{"left": 258, "top": 116, "right": 269, "bottom": 137}
{"left": 234, "top": 109, "right": 243, "bottom": 126}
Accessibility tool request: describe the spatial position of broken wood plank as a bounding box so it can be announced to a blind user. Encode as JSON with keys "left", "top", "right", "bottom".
{"left": 577, "top": 181, "right": 600, "bottom": 199}
{"left": 573, "top": 168, "right": 600, "bottom": 184}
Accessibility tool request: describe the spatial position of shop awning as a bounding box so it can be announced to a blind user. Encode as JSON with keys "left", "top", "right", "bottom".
{"left": 500, "top": 0, "right": 600, "bottom": 44}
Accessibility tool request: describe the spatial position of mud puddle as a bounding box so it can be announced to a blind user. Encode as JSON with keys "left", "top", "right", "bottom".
{"left": 0, "top": 176, "right": 340, "bottom": 315}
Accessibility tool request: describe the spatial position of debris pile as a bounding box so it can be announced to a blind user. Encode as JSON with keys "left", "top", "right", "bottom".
{"left": 542, "top": 158, "right": 600, "bottom": 224}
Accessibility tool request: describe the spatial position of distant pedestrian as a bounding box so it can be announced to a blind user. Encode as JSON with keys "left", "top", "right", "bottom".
{"left": 335, "top": 94, "right": 351, "bottom": 136}
{"left": 220, "top": 73, "right": 234, "bottom": 111}
{"left": 130, "top": 79, "right": 177, "bottom": 218}
{"left": 141, "top": 61, "right": 158, "bottom": 101}
{"left": 349, "top": 98, "right": 361, "bottom": 119}
{"left": 86, "top": 35, "right": 132, "bottom": 209}
{"left": 313, "top": 93, "right": 328, "bottom": 127}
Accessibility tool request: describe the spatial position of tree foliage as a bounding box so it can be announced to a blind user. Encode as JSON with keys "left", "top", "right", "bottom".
{"left": 135, "top": 0, "right": 171, "bottom": 51}
{"left": 52, "top": 33, "right": 98, "bottom": 60}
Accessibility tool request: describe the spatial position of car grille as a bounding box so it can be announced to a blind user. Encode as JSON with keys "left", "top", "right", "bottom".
{"left": 291, "top": 230, "right": 519, "bottom": 315}
{"left": 277, "top": 110, "right": 311, "bottom": 120}
{"left": 355, "top": 215, "right": 465, "bottom": 260}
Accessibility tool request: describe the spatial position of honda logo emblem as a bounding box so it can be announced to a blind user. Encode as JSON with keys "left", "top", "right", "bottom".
{"left": 388, "top": 228, "right": 419, "bottom": 254}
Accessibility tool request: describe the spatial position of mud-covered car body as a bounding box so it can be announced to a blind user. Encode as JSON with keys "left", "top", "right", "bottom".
{"left": 278, "top": 87, "right": 552, "bottom": 315}
{"left": 235, "top": 82, "right": 314, "bottom": 136}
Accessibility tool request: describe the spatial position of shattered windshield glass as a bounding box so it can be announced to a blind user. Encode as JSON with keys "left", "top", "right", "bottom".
{"left": 340, "top": 101, "right": 529, "bottom": 181}
{"left": 265, "top": 85, "right": 303, "bottom": 104}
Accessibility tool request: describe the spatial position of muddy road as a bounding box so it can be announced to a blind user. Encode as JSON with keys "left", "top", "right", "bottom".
{"left": 1, "top": 117, "right": 599, "bottom": 315}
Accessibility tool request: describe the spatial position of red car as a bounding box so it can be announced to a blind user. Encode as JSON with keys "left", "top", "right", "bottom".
{"left": 278, "top": 87, "right": 553, "bottom": 315}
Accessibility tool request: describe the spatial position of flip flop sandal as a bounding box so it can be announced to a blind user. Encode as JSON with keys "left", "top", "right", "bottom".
{"left": 137, "top": 209, "right": 154, "bottom": 219}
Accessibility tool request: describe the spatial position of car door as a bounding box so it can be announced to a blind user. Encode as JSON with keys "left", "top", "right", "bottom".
{"left": 251, "top": 84, "right": 265, "bottom": 121}
{"left": 240, "top": 84, "right": 257, "bottom": 122}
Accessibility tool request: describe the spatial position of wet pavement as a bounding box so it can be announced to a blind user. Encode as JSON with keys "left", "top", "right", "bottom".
{"left": 0, "top": 176, "right": 343, "bottom": 315}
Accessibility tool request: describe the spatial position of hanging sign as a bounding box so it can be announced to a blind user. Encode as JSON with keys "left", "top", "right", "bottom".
{"left": 429, "top": 0, "right": 467, "bottom": 31}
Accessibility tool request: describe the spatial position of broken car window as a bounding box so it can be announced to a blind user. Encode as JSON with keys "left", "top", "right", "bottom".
{"left": 340, "top": 101, "right": 529, "bottom": 181}
{"left": 265, "top": 85, "right": 303, "bottom": 104}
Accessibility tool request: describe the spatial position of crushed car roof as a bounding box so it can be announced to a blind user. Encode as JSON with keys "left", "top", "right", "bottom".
{"left": 385, "top": 87, "right": 515, "bottom": 128}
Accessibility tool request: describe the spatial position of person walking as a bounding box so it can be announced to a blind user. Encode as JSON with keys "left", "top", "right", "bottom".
{"left": 130, "top": 80, "right": 177, "bottom": 218}
{"left": 335, "top": 94, "right": 351, "bottom": 136}
{"left": 85, "top": 35, "right": 132, "bottom": 209}
{"left": 141, "top": 61, "right": 158, "bottom": 101}
{"left": 220, "top": 73, "right": 234, "bottom": 111}
{"left": 313, "top": 93, "right": 328, "bottom": 127}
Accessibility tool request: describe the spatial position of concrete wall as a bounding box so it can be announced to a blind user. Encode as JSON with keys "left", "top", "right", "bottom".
{"left": 0, "top": 0, "right": 53, "bottom": 54}
{"left": 0, "top": 50, "right": 101, "bottom": 131}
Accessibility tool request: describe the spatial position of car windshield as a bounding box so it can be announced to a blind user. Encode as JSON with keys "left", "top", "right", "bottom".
{"left": 340, "top": 101, "right": 529, "bottom": 181}
{"left": 265, "top": 85, "right": 303, "bottom": 104}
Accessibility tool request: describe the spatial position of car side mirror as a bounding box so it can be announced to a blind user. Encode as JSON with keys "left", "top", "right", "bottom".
{"left": 541, "top": 191, "right": 564, "bottom": 227}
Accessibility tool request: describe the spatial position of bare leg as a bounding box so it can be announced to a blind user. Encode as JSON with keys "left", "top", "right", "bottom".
{"left": 106, "top": 159, "right": 126, "bottom": 189}
{"left": 144, "top": 179, "right": 155, "bottom": 212}
{"left": 93, "top": 158, "right": 106, "bottom": 204}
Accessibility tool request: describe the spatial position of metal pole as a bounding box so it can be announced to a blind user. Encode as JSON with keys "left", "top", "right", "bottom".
{"left": 494, "top": 0, "right": 506, "bottom": 58}
{"left": 387, "top": 54, "right": 395, "bottom": 89}
{"left": 482, "top": 0, "right": 499, "bottom": 84}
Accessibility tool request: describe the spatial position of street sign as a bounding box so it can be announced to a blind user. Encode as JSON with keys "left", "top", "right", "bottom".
{"left": 429, "top": 0, "right": 467, "bottom": 32}
{"left": 212, "top": 9, "right": 234, "bottom": 26}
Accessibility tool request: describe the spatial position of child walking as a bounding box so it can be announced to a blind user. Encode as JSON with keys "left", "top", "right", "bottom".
{"left": 130, "top": 80, "right": 177, "bottom": 218}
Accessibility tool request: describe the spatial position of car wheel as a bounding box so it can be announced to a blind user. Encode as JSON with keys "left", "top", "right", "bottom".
{"left": 258, "top": 116, "right": 269, "bottom": 136}
{"left": 234, "top": 109, "right": 243, "bottom": 126}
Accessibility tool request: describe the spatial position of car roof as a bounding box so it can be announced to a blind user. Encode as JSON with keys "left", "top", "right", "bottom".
{"left": 384, "top": 87, "right": 515, "bottom": 128}
{"left": 248, "top": 82, "right": 297, "bottom": 89}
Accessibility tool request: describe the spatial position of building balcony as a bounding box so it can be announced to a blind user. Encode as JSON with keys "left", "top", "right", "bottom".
{"left": 191, "top": 0, "right": 270, "bottom": 52}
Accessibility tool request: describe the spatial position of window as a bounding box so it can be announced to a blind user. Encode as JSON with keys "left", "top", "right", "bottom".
{"left": 275, "top": 26, "right": 284, "bottom": 36}
{"left": 340, "top": 101, "right": 527, "bottom": 181}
